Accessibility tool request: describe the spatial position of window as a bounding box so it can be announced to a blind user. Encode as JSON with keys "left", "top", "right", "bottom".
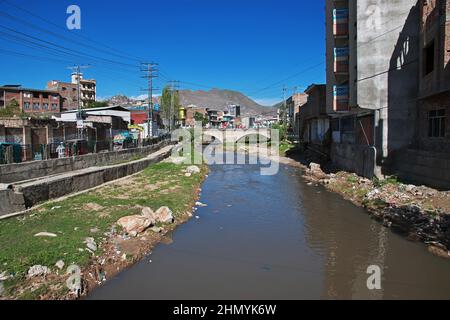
{"left": 43, "top": 103, "right": 49, "bottom": 110}
{"left": 62, "top": 87, "right": 67, "bottom": 91}
{"left": 424, "top": 41, "right": 435, "bottom": 75}
{"left": 23, "top": 92, "right": 32, "bottom": 98}
{"left": 428, "top": 109, "right": 446, "bottom": 138}
{"left": 331, "top": 118, "right": 340, "bottom": 132}
{"left": 32, "top": 92, "right": 40, "bottom": 99}
{"left": 32, "top": 103, "right": 40, "bottom": 110}
{"left": 51, "top": 103, "right": 58, "bottom": 110}
{"left": 24, "top": 102, "right": 30, "bottom": 110}
{"left": 341, "top": 116, "right": 355, "bottom": 132}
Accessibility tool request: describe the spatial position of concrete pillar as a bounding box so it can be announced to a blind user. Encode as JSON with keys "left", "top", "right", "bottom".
{"left": 0, "top": 125, "right": 5, "bottom": 142}
{"left": 46, "top": 125, "right": 54, "bottom": 144}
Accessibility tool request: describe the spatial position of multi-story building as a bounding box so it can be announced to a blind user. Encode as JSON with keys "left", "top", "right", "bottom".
{"left": 417, "top": 0, "right": 450, "bottom": 152}
{"left": 326, "top": 0, "right": 420, "bottom": 178}
{"left": 287, "top": 93, "right": 308, "bottom": 136}
{"left": 47, "top": 73, "right": 96, "bottom": 111}
{"left": 0, "top": 85, "right": 61, "bottom": 114}
{"left": 298, "top": 84, "right": 329, "bottom": 149}
{"left": 392, "top": 0, "right": 450, "bottom": 189}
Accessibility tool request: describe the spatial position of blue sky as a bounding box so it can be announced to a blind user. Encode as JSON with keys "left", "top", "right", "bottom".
{"left": 0, "top": 0, "right": 325, "bottom": 106}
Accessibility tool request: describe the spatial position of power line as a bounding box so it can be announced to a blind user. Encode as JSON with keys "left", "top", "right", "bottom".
{"left": 0, "top": 0, "right": 147, "bottom": 62}
{"left": 0, "top": 24, "right": 140, "bottom": 69}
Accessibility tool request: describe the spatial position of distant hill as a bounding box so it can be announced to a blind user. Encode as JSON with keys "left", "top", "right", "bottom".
{"left": 178, "top": 89, "right": 276, "bottom": 116}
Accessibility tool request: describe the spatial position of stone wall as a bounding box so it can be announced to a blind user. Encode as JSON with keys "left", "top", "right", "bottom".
{"left": 0, "top": 140, "right": 170, "bottom": 184}
{"left": 395, "top": 148, "right": 450, "bottom": 190}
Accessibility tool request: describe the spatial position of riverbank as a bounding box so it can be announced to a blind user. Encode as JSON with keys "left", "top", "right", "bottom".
{"left": 303, "top": 164, "right": 450, "bottom": 258}
{"left": 0, "top": 160, "right": 207, "bottom": 300}
{"left": 241, "top": 144, "right": 450, "bottom": 258}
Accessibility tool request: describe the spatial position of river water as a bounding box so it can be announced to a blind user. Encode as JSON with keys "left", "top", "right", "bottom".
{"left": 89, "top": 157, "right": 450, "bottom": 300}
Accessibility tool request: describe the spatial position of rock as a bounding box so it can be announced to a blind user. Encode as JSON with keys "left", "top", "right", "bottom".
{"left": 366, "top": 189, "right": 380, "bottom": 200}
{"left": 0, "top": 271, "right": 10, "bottom": 281}
{"left": 428, "top": 245, "right": 450, "bottom": 259}
{"left": 84, "top": 238, "right": 97, "bottom": 252}
{"left": 185, "top": 172, "right": 192, "bottom": 177}
{"left": 155, "top": 206, "right": 174, "bottom": 224}
{"left": 90, "top": 228, "right": 100, "bottom": 234}
{"left": 195, "top": 201, "right": 207, "bottom": 207}
{"left": 28, "top": 265, "right": 49, "bottom": 277}
{"left": 186, "top": 165, "right": 201, "bottom": 174}
{"left": 141, "top": 207, "right": 156, "bottom": 224}
{"left": 117, "top": 215, "right": 153, "bottom": 234}
{"left": 34, "top": 232, "right": 58, "bottom": 238}
{"left": 150, "top": 226, "right": 162, "bottom": 233}
{"left": 51, "top": 206, "right": 62, "bottom": 210}
{"left": 55, "top": 260, "right": 65, "bottom": 270}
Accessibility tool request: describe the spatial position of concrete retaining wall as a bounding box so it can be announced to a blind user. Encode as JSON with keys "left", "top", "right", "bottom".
{"left": 395, "top": 149, "right": 450, "bottom": 190}
{"left": 0, "top": 144, "right": 174, "bottom": 217}
{"left": 0, "top": 185, "right": 25, "bottom": 215}
{"left": 0, "top": 140, "right": 170, "bottom": 184}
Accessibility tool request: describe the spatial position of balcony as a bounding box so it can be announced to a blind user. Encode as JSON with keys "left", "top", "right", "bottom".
{"left": 333, "top": 9, "right": 349, "bottom": 38}
{"left": 333, "top": 85, "right": 349, "bottom": 112}
{"left": 334, "top": 47, "right": 349, "bottom": 74}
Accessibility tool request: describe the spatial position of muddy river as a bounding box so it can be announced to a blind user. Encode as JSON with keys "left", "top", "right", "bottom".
{"left": 89, "top": 158, "right": 450, "bottom": 299}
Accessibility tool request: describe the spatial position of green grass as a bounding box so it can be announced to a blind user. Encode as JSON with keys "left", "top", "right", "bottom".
{"left": 373, "top": 176, "right": 400, "bottom": 188}
{"left": 0, "top": 162, "right": 206, "bottom": 297}
{"left": 279, "top": 141, "right": 294, "bottom": 156}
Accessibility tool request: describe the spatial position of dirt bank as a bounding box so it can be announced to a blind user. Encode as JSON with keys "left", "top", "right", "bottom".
{"left": 0, "top": 160, "right": 208, "bottom": 300}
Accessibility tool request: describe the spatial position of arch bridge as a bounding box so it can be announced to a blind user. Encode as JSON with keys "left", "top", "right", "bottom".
{"left": 202, "top": 128, "right": 272, "bottom": 143}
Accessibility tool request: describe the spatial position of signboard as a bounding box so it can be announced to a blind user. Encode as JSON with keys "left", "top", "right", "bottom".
{"left": 76, "top": 120, "right": 84, "bottom": 129}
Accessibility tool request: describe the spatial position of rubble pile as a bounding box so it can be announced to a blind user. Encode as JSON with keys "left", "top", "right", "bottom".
{"left": 304, "top": 162, "right": 450, "bottom": 256}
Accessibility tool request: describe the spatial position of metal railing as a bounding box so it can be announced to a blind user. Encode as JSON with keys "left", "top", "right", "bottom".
{"left": 0, "top": 134, "right": 171, "bottom": 165}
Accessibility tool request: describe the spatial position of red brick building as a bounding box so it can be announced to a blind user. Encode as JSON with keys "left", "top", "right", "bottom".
{"left": 47, "top": 73, "right": 96, "bottom": 111}
{"left": 0, "top": 85, "right": 61, "bottom": 114}
{"left": 418, "top": 0, "right": 450, "bottom": 152}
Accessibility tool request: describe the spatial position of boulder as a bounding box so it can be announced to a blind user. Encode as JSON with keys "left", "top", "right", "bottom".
{"left": 186, "top": 165, "right": 201, "bottom": 174}
{"left": 141, "top": 207, "right": 157, "bottom": 224}
{"left": 155, "top": 206, "right": 174, "bottom": 224}
{"left": 28, "top": 265, "right": 49, "bottom": 278}
{"left": 117, "top": 215, "right": 153, "bottom": 234}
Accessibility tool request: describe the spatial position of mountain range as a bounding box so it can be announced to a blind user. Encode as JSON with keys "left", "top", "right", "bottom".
{"left": 178, "top": 89, "right": 277, "bottom": 116}
{"left": 105, "top": 89, "right": 278, "bottom": 117}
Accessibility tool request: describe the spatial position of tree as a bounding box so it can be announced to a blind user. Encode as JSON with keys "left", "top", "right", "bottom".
{"left": 86, "top": 101, "right": 108, "bottom": 109}
{"left": 160, "top": 85, "right": 180, "bottom": 129}
{"left": 0, "top": 99, "right": 23, "bottom": 118}
{"left": 194, "top": 112, "right": 208, "bottom": 126}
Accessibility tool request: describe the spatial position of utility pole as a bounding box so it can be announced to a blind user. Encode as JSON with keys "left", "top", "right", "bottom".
{"left": 282, "top": 85, "right": 287, "bottom": 127}
{"left": 68, "top": 65, "right": 90, "bottom": 140}
{"left": 141, "top": 62, "right": 158, "bottom": 138}
{"left": 167, "top": 80, "right": 180, "bottom": 132}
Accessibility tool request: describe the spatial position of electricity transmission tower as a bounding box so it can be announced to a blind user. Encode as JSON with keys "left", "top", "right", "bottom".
{"left": 67, "top": 65, "right": 90, "bottom": 139}
{"left": 167, "top": 80, "right": 180, "bottom": 132}
{"left": 141, "top": 62, "right": 159, "bottom": 138}
{"left": 282, "top": 86, "right": 287, "bottom": 127}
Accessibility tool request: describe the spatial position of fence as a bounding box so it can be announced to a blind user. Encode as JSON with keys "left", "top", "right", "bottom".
{"left": 0, "top": 134, "right": 171, "bottom": 165}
